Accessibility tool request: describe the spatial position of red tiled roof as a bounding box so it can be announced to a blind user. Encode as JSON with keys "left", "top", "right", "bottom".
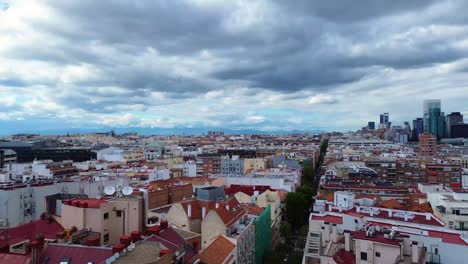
{"left": 158, "top": 228, "right": 186, "bottom": 248}
{"left": 379, "top": 199, "right": 404, "bottom": 210}
{"left": 199, "top": 235, "right": 235, "bottom": 264}
{"left": 428, "top": 231, "right": 468, "bottom": 246}
{"left": 146, "top": 235, "right": 180, "bottom": 252}
{"left": 0, "top": 219, "right": 64, "bottom": 248}
{"left": 311, "top": 215, "right": 343, "bottom": 225}
{"left": 180, "top": 197, "right": 246, "bottom": 227}
{"left": 352, "top": 230, "right": 402, "bottom": 247}
{"left": 67, "top": 198, "right": 111, "bottom": 208}
{"left": 316, "top": 193, "right": 334, "bottom": 202}
{"left": 246, "top": 204, "right": 264, "bottom": 216}
{"left": 333, "top": 249, "right": 355, "bottom": 264}
{"left": 224, "top": 185, "right": 273, "bottom": 196}
{"left": 40, "top": 244, "right": 113, "bottom": 264}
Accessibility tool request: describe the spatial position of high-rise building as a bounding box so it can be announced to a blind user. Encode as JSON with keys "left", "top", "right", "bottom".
{"left": 419, "top": 133, "right": 437, "bottom": 157}
{"left": 379, "top": 113, "right": 389, "bottom": 129}
{"left": 412, "top": 118, "right": 424, "bottom": 141}
{"left": 423, "top": 100, "right": 445, "bottom": 139}
{"left": 446, "top": 112, "right": 464, "bottom": 138}
{"left": 367, "top": 121, "right": 375, "bottom": 130}
{"left": 452, "top": 123, "right": 468, "bottom": 138}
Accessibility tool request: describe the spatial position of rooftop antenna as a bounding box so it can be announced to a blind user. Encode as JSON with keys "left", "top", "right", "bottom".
{"left": 104, "top": 186, "right": 116, "bottom": 196}
{"left": 122, "top": 186, "right": 133, "bottom": 196}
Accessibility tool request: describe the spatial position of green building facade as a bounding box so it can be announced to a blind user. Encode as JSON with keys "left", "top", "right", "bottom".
{"left": 255, "top": 205, "right": 272, "bottom": 264}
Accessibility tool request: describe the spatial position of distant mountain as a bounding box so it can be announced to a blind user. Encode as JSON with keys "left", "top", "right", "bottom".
{"left": 0, "top": 122, "right": 325, "bottom": 136}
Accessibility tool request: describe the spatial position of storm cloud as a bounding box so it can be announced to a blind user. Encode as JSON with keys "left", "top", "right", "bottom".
{"left": 0, "top": 0, "right": 467, "bottom": 134}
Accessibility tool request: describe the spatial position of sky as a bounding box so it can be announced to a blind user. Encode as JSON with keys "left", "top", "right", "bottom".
{"left": 1, "top": 0, "right": 468, "bottom": 134}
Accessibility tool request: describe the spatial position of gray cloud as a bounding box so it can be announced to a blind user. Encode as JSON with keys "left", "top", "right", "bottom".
{"left": 1, "top": 0, "right": 468, "bottom": 131}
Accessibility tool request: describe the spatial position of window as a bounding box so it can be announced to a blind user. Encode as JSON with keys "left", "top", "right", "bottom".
{"left": 103, "top": 213, "right": 109, "bottom": 220}
{"left": 375, "top": 252, "right": 381, "bottom": 257}
{"left": 116, "top": 211, "right": 122, "bottom": 217}
{"left": 103, "top": 233, "right": 109, "bottom": 244}
{"left": 360, "top": 252, "right": 368, "bottom": 261}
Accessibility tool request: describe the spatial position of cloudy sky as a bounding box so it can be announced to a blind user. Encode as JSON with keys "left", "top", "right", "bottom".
{"left": 1, "top": 0, "right": 468, "bottom": 134}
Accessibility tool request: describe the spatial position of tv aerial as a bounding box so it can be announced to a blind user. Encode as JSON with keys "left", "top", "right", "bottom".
{"left": 122, "top": 186, "right": 133, "bottom": 196}
{"left": 104, "top": 186, "right": 116, "bottom": 196}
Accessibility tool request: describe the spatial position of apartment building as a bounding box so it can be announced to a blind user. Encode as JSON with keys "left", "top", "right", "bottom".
{"left": 426, "top": 164, "right": 462, "bottom": 186}
{"left": 59, "top": 196, "right": 144, "bottom": 245}
{"left": 428, "top": 192, "right": 468, "bottom": 230}
{"left": 196, "top": 154, "right": 221, "bottom": 176}
{"left": 419, "top": 134, "right": 437, "bottom": 157}
{"left": 303, "top": 192, "right": 468, "bottom": 264}
{"left": 221, "top": 155, "right": 245, "bottom": 175}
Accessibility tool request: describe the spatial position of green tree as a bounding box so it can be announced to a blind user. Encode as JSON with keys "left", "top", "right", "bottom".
{"left": 298, "top": 184, "right": 313, "bottom": 202}
{"left": 279, "top": 221, "right": 292, "bottom": 238}
{"left": 285, "top": 192, "right": 309, "bottom": 229}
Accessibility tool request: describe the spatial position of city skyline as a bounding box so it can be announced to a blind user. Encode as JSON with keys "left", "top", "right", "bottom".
{"left": 1, "top": 1, "right": 468, "bottom": 134}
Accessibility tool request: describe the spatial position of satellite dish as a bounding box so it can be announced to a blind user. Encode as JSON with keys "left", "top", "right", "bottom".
{"left": 104, "top": 186, "right": 116, "bottom": 196}
{"left": 122, "top": 186, "right": 133, "bottom": 196}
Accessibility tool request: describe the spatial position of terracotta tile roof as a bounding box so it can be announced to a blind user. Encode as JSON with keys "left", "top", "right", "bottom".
{"left": 277, "top": 190, "right": 286, "bottom": 201}
{"left": 158, "top": 227, "right": 186, "bottom": 248}
{"left": 410, "top": 202, "right": 433, "bottom": 213}
{"left": 246, "top": 204, "right": 264, "bottom": 216}
{"left": 355, "top": 193, "right": 379, "bottom": 200}
{"left": 40, "top": 244, "right": 113, "bottom": 264}
{"left": 0, "top": 219, "right": 64, "bottom": 248}
{"left": 198, "top": 235, "right": 236, "bottom": 264}
{"left": 67, "top": 198, "right": 111, "bottom": 208}
{"left": 180, "top": 197, "right": 246, "bottom": 227}
{"left": 333, "top": 249, "right": 355, "bottom": 264}
{"left": 310, "top": 215, "right": 343, "bottom": 225}
{"left": 224, "top": 185, "right": 273, "bottom": 196}
{"left": 379, "top": 199, "right": 404, "bottom": 210}
{"left": 316, "top": 193, "right": 334, "bottom": 202}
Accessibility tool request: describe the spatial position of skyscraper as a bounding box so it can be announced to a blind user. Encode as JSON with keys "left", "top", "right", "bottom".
{"left": 379, "top": 113, "right": 389, "bottom": 129}
{"left": 412, "top": 118, "right": 424, "bottom": 141}
{"left": 446, "top": 112, "right": 464, "bottom": 138}
{"left": 368, "top": 121, "right": 375, "bottom": 130}
{"left": 423, "top": 100, "right": 445, "bottom": 139}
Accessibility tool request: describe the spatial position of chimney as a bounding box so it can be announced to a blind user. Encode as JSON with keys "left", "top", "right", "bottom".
{"left": 411, "top": 241, "right": 419, "bottom": 263}
{"left": 388, "top": 209, "right": 393, "bottom": 217}
{"left": 112, "top": 243, "right": 126, "bottom": 254}
{"left": 331, "top": 224, "right": 338, "bottom": 243}
{"left": 328, "top": 205, "right": 332, "bottom": 212}
{"left": 120, "top": 236, "right": 132, "bottom": 246}
{"left": 323, "top": 222, "right": 330, "bottom": 242}
{"left": 187, "top": 204, "right": 192, "bottom": 218}
{"left": 31, "top": 240, "right": 42, "bottom": 264}
{"left": 216, "top": 202, "right": 219, "bottom": 209}
{"left": 370, "top": 210, "right": 374, "bottom": 217}
{"left": 225, "top": 204, "right": 230, "bottom": 211}
{"left": 356, "top": 206, "right": 361, "bottom": 213}
{"left": 131, "top": 231, "right": 141, "bottom": 243}
{"left": 404, "top": 213, "right": 409, "bottom": 222}
{"left": 344, "top": 230, "right": 351, "bottom": 252}
{"left": 321, "top": 226, "right": 327, "bottom": 247}
{"left": 202, "top": 207, "right": 206, "bottom": 219}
